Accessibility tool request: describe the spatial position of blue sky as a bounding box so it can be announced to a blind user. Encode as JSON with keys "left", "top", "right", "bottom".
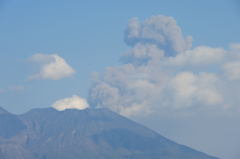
{"left": 0, "top": 0, "right": 240, "bottom": 158}
{"left": 0, "top": 0, "right": 239, "bottom": 112}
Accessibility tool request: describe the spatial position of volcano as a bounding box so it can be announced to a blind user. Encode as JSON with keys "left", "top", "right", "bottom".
{"left": 0, "top": 106, "right": 218, "bottom": 159}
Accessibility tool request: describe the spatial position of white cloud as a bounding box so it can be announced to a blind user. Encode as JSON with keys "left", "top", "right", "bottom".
{"left": 229, "top": 43, "right": 240, "bottom": 51}
{"left": 169, "top": 72, "right": 222, "bottom": 107}
{"left": 29, "top": 54, "right": 75, "bottom": 80}
{"left": 167, "top": 46, "right": 226, "bottom": 66}
{"left": 223, "top": 61, "right": 240, "bottom": 80}
{"left": 52, "top": 95, "right": 89, "bottom": 111}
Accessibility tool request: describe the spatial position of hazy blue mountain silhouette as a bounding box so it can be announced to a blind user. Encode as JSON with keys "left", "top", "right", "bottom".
{"left": 0, "top": 106, "right": 218, "bottom": 159}
{"left": 0, "top": 107, "right": 26, "bottom": 139}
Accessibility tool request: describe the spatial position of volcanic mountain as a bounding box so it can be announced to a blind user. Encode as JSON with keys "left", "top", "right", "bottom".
{"left": 0, "top": 106, "right": 218, "bottom": 159}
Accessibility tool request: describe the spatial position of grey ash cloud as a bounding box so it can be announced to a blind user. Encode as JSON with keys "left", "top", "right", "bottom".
{"left": 124, "top": 15, "right": 192, "bottom": 57}
{"left": 88, "top": 15, "right": 240, "bottom": 117}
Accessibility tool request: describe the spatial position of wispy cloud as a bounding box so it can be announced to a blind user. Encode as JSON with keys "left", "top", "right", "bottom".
{"left": 8, "top": 85, "right": 25, "bottom": 91}
{"left": 29, "top": 54, "right": 75, "bottom": 80}
{"left": 0, "top": 85, "right": 25, "bottom": 94}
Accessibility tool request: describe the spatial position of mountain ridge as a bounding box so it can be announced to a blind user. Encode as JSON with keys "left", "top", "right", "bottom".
{"left": 0, "top": 106, "right": 9, "bottom": 114}
{"left": 0, "top": 106, "right": 218, "bottom": 159}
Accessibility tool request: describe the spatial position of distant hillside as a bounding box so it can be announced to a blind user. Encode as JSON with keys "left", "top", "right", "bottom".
{"left": 0, "top": 106, "right": 218, "bottom": 159}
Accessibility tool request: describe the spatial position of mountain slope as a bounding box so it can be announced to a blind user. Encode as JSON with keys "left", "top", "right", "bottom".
{"left": 0, "top": 107, "right": 26, "bottom": 139}
{"left": 0, "top": 107, "right": 218, "bottom": 159}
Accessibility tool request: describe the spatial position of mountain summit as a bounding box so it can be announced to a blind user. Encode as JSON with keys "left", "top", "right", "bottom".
{"left": 0, "top": 107, "right": 218, "bottom": 159}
